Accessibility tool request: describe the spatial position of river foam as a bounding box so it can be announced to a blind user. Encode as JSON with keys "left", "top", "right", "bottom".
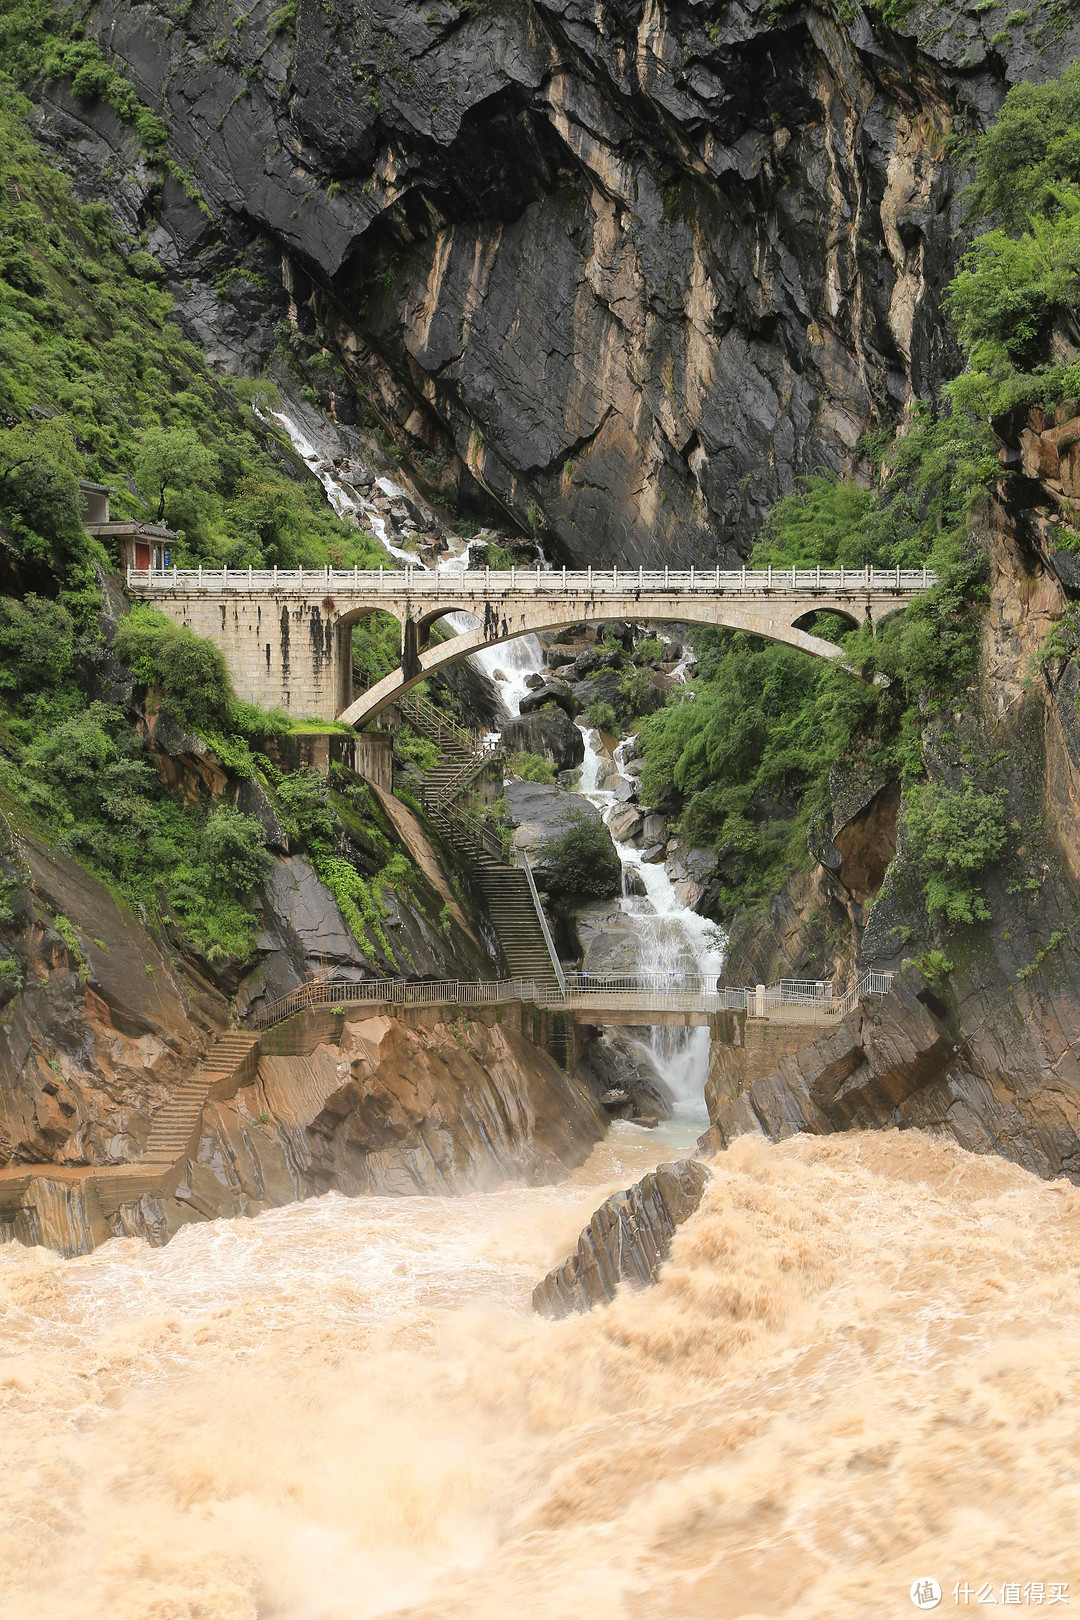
{"left": 2, "top": 1128, "right": 1078, "bottom": 1619}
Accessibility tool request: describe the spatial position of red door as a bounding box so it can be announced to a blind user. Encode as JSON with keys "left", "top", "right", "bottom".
{"left": 134, "top": 541, "right": 151, "bottom": 570}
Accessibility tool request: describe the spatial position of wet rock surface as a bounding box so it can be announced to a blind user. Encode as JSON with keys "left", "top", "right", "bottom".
{"left": 65, "top": 1, "right": 1080, "bottom": 566}
{"left": 141, "top": 1003, "right": 608, "bottom": 1236}
{"left": 505, "top": 779, "right": 606, "bottom": 863}
{"left": 532, "top": 1158, "right": 711, "bottom": 1318}
{"left": 501, "top": 710, "right": 585, "bottom": 773}
{"left": 577, "top": 1029, "right": 675, "bottom": 1126}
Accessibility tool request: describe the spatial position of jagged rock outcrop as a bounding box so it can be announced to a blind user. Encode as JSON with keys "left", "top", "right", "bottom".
{"left": 532, "top": 1157, "right": 711, "bottom": 1318}
{"left": 51, "top": 0, "right": 1079, "bottom": 564}
{"left": 120, "top": 1001, "right": 608, "bottom": 1240}
{"left": 700, "top": 965, "right": 1080, "bottom": 1184}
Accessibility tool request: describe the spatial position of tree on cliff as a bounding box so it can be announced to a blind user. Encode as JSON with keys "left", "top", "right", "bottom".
{"left": 135, "top": 425, "right": 218, "bottom": 527}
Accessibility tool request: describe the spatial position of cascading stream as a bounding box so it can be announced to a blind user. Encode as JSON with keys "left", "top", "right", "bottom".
{"left": 576, "top": 728, "right": 723, "bottom": 1123}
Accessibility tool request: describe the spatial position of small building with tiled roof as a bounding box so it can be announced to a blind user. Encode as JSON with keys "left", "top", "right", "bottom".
{"left": 79, "top": 480, "right": 177, "bottom": 571}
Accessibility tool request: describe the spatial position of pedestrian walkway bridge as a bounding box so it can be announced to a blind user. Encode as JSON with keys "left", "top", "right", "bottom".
{"left": 127, "top": 564, "right": 936, "bottom": 725}
{"left": 253, "top": 968, "right": 896, "bottom": 1032}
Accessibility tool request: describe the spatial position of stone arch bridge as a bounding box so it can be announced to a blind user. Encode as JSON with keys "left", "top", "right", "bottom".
{"left": 127, "top": 565, "right": 936, "bottom": 725}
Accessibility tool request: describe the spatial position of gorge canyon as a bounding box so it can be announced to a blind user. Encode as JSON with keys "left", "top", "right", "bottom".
{"left": 3, "top": 0, "right": 1080, "bottom": 1613}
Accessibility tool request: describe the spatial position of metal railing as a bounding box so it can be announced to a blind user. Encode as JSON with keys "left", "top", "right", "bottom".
{"left": 129, "top": 565, "right": 937, "bottom": 597}
{"left": 252, "top": 969, "right": 895, "bottom": 1032}
{"left": 522, "top": 850, "right": 567, "bottom": 994}
{"left": 400, "top": 693, "right": 480, "bottom": 756}
{"left": 425, "top": 739, "right": 502, "bottom": 814}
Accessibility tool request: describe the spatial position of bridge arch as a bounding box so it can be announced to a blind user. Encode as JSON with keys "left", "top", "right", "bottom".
{"left": 338, "top": 594, "right": 904, "bottom": 728}
{"left": 125, "top": 566, "right": 932, "bottom": 724}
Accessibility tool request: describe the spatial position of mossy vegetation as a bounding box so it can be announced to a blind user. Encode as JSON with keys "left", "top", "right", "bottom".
{"left": 639, "top": 63, "right": 1080, "bottom": 928}
{"left": 0, "top": 33, "right": 431, "bottom": 971}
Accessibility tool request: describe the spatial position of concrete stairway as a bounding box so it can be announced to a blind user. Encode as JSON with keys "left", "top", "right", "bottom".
{"left": 0, "top": 1030, "right": 262, "bottom": 1235}
{"left": 143, "top": 1032, "right": 260, "bottom": 1161}
{"left": 476, "top": 862, "right": 562, "bottom": 988}
{"left": 404, "top": 700, "right": 562, "bottom": 991}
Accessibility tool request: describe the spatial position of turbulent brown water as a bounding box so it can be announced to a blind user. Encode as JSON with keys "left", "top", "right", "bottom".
{"left": 2, "top": 1126, "right": 1078, "bottom": 1620}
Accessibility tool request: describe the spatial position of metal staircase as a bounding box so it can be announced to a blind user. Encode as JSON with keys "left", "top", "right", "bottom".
{"left": 401, "top": 698, "right": 564, "bottom": 991}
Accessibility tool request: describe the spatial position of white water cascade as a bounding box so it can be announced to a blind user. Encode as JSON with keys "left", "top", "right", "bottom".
{"left": 576, "top": 727, "right": 723, "bottom": 1127}
{"left": 262, "top": 409, "right": 543, "bottom": 714}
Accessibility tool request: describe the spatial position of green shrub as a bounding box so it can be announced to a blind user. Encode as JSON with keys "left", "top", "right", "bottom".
{"left": 201, "top": 805, "right": 272, "bottom": 897}
{"left": 583, "top": 699, "right": 617, "bottom": 733}
{"left": 507, "top": 750, "right": 555, "bottom": 784}
{"left": 538, "top": 812, "right": 621, "bottom": 899}
{"left": 276, "top": 767, "right": 335, "bottom": 843}
{"left": 948, "top": 189, "right": 1080, "bottom": 369}
{"left": 902, "top": 781, "right": 1008, "bottom": 925}
{"left": 965, "top": 59, "right": 1080, "bottom": 233}
{"left": 394, "top": 725, "right": 440, "bottom": 772}
{"left": 0, "top": 594, "right": 75, "bottom": 692}
{"left": 114, "top": 606, "right": 233, "bottom": 733}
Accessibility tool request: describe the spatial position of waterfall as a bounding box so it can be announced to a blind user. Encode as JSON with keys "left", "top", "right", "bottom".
{"left": 576, "top": 729, "right": 723, "bottom": 1123}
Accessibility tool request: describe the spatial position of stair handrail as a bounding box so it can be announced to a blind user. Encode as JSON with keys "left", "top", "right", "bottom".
{"left": 401, "top": 693, "right": 480, "bottom": 755}
{"left": 520, "top": 849, "right": 567, "bottom": 995}
{"left": 426, "top": 738, "right": 502, "bottom": 814}
{"left": 834, "top": 966, "right": 895, "bottom": 1020}
{"left": 432, "top": 798, "right": 506, "bottom": 861}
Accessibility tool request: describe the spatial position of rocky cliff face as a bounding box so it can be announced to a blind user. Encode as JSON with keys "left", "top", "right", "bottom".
{"left": 0, "top": 819, "right": 229, "bottom": 1169}
{"left": 705, "top": 403, "right": 1080, "bottom": 1182}
{"left": 53, "top": 0, "right": 1078, "bottom": 564}
{"left": 117, "top": 1001, "right": 607, "bottom": 1243}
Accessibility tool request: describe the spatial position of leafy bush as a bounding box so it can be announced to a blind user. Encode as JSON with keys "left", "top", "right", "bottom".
{"left": 394, "top": 726, "right": 440, "bottom": 772}
{"left": 0, "top": 594, "right": 74, "bottom": 692}
{"left": 276, "top": 767, "right": 335, "bottom": 843}
{"left": 902, "top": 782, "right": 1008, "bottom": 925}
{"left": 967, "top": 62, "right": 1080, "bottom": 232}
{"left": 948, "top": 188, "right": 1080, "bottom": 370}
{"left": 538, "top": 812, "right": 621, "bottom": 899}
{"left": 201, "top": 805, "right": 272, "bottom": 896}
{"left": 507, "top": 750, "right": 555, "bottom": 784}
{"left": 114, "top": 606, "right": 233, "bottom": 733}
{"left": 583, "top": 699, "right": 617, "bottom": 732}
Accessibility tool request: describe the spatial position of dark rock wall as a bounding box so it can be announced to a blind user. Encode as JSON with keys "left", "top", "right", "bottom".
{"left": 69, "top": 0, "right": 1080, "bottom": 564}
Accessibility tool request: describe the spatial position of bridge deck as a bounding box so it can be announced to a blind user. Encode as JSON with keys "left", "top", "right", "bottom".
{"left": 253, "top": 972, "right": 894, "bottom": 1032}
{"left": 129, "top": 564, "right": 935, "bottom": 598}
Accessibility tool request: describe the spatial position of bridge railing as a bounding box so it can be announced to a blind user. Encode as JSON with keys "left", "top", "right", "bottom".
{"left": 251, "top": 969, "right": 895, "bottom": 1031}
{"left": 128, "top": 565, "right": 937, "bottom": 596}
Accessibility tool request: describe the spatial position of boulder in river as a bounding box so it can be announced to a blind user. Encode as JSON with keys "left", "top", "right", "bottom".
{"left": 532, "top": 1159, "right": 712, "bottom": 1318}
{"left": 608, "top": 805, "right": 643, "bottom": 842}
